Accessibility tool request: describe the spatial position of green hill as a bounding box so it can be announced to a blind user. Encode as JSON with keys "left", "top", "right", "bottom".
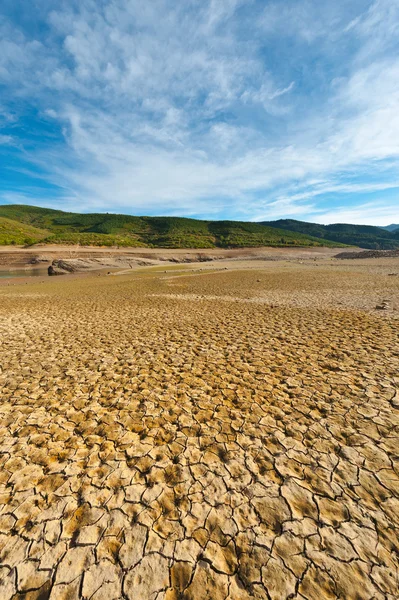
{"left": 0, "top": 216, "right": 49, "bottom": 245}
{"left": 2, "top": 204, "right": 396, "bottom": 249}
{"left": 0, "top": 205, "right": 343, "bottom": 249}
{"left": 262, "top": 219, "right": 399, "bottom": 250}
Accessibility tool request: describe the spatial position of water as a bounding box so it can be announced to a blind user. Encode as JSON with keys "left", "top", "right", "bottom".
{"left": 0, "top": 268, "right": 49, "bottom": 279}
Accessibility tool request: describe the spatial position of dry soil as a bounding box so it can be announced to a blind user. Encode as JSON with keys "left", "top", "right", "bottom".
{"left": 0, "top": 256, "right": 398, "bottom": 599}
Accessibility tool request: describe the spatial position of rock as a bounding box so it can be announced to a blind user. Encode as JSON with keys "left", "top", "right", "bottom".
{"left": 48, "top": 265, "right": 66, "bottom": 276}
{"left": 48, "top": 259, "right": 81, "bottom": 275}
{"left": 197, "top": 254, "right": 213, "bottom": 262}
{"left": 52, "top": 260, "right": 78, "bottom": 273}
{"left": 391, "top": 390, "right": 399, "bottom": 408}
{"left": 375, "top": 303, "right": 389, "bottom": 310}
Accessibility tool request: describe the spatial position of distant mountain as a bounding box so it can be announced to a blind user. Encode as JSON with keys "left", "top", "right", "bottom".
{"left": 382, "top": 224, "right": 399, "bottom": 232}
{"left": 261, "top": 219, "right": 399, "bottom": 250}
{"left": 0, "top": 205, "right": 342, "bottom": 249}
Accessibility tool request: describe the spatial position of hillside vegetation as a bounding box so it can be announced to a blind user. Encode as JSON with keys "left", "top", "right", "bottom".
{"left": 262, "top": 219, "right": 399, "bottom": 250}
{"left": 0, "top": 205, "right": 342, "bottom": 248}
{"left": 0, "top": 216, "right": 50, "bottom": 245}
{"left": 1, "top": 204, "right": 397, "bottom": 249}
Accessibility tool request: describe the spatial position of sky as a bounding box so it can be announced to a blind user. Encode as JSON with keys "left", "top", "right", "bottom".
{"left": 1, "top": 0, "right": 399, "bottom": 225}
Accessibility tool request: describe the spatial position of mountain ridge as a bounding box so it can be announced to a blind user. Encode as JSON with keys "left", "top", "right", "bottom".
{"left": 0, "top": 204, "right": 398, "bottom": 249}
{"left": 0, "top": 205, "right": 342, "bottom": 248}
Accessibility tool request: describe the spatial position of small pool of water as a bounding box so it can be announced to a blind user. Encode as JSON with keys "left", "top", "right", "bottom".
{"left": 0, "top": 268, "right": 49, "bottom": 279}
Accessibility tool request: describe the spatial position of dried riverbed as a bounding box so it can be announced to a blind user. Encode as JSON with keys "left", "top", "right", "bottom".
{"left": 0, "top": 258, "right": 398, "bottom": 599}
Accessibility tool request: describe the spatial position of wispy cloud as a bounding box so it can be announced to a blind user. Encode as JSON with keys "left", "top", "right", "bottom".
{"left": 0, "top": 0, "right": 398, "bottom": 224}
{"left": 309, "top": 201, "right": 399, "bottom": 226}
{"left": 0, "top": 134, "right": 13, "bottom": 145}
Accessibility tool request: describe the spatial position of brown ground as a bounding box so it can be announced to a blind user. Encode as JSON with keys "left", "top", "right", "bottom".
{"left": 0, "top": 254, "right": 398, "bottom": 599}
{"left": 0, "top": 244, "right": 351, "bottom": 270}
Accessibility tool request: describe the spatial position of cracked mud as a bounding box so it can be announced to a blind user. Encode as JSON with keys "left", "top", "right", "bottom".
{"left": 0, "top": 259, "right": 398, "bottom": 599}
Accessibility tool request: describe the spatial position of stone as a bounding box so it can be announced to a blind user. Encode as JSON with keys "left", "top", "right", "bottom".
{"left": 48, "top": 265, "right": 66, "bottom": 276}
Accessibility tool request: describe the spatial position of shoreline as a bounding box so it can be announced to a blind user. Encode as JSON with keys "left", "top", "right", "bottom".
{"left": 0, "top": 245, "right": 350, "bottom": 286}
{"left": 0, "top": 244, "right": 354, "bottom": 267}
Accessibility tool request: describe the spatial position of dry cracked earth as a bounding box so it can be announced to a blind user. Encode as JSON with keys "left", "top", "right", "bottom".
{"left": 0, "top": 259, "right": 398, "bottom": 600}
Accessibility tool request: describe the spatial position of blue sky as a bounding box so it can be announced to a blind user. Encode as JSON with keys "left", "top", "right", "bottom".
{"left": 1, "top": 0, "right": 399, "bottom": 225}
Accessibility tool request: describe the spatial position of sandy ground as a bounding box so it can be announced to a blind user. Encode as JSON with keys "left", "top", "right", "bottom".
{"left": 0, "top": 245, "right": 352, "bottom": 269}
{"left": 0, "top": 245, "right": 362, "bottom": 287}
{"left": 0, "top": 256, "right": 398, "bottom": 599}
